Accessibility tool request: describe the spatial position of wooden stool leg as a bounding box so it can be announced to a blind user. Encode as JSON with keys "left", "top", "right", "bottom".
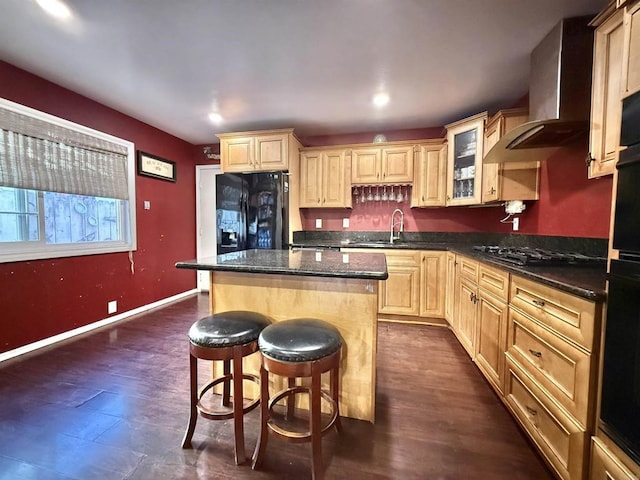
{"left": 310, "top": 369, "right": 324, "bottom": 480}
{"left": 222, "top": 359, "right": 231, "bottom": 407}
{"left": 181, "top": 352, "right": 198, "bottom": 448}
{"left": 285, "top": 377, "right": 296, "bottom": 420}
{"left": 330, "top": 365, "right": 342, "bottom": 433}
{"left": 232, "top": 347, "right": 246, "bottom": 465}
{"left": 252, "top": 365, "right": 270, "bottom": 470}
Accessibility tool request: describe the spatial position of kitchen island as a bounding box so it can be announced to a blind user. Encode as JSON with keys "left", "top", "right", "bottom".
{"left": 176, "top": 248, "right": 388, "bottom": 423}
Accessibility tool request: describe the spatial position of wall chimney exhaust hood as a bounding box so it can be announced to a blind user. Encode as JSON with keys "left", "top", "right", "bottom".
{"left": 484, "top": 16, "right": 595, "bottom": 164}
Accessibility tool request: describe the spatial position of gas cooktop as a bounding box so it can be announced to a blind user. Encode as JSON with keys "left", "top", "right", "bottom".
{"left": 472, "top": 246, "right": 607, "bottom": 267}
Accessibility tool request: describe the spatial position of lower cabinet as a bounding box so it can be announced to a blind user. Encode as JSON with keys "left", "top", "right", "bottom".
{"left": 378, "top": 250, "right": 421, "bottom": 316}
{"left": 590, "top": 436, "right": 640, "bottom": 480}
{"left": 419, "top": 251, "right": 446, "bottom": 318}
{"left": 341, "top": 249, "right": 445, "bottom": 321}
{"left": 475, "top": 288, "right": 508, "bottom": 394}
{"left": 445, "top": 252, "right": 457, "bottom": 324}
{"left": 447, "top": 255, "right": 604, "bottom": 480}
{"left": 505, "top": 359, "right": 588, "bottom": 480}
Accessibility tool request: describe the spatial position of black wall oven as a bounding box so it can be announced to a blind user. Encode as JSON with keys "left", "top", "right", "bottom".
{"left": 599, "top": 90, "right": 640, "bottom": 464}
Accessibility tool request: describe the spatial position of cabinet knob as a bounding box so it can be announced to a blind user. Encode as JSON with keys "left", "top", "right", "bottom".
{"left": 585, "top": 153, "right": 595, "bottom": 166}
{"left": 487, "top": 187, "right": 496, "bottom": 195}
{"left": 422, "top": 196, "right": 425, "bottom": 201}
{"left": 317, "top": 198, "right": 321, "bottom": 204}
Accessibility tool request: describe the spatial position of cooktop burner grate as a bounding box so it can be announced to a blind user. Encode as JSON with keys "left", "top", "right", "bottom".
{"left": 472, "top": 246, "right": 607, "bottom": 267}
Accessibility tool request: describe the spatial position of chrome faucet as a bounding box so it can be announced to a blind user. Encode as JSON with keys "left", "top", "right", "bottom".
{"left": 390, "top": 208, "right": 404, "bottom": 244}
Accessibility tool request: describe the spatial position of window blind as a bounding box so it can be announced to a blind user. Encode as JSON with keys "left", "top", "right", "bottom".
{"left": 0, "top": 105, "right": 129, "bottom": 200}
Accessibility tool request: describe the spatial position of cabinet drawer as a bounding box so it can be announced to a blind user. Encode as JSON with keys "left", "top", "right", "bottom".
{"left": 507, "top": 308, "right": 592, "bottom": 427}
{"left": 505, "top": 359, "right": 587, "bottom": 480}
{"left": 458, "top": 255, "right": 479, "bottom": 282}
{"left": 510, "top": 275, "right": 598, "bottom": 351}
{"left": 379, "top": 249, "right": 421, "bottom": 267}
{"left": 478, "top": 262, "right": 510, "bottom": 302}
{"left": 590, "top": 436, "right": 640, "bottom": 480}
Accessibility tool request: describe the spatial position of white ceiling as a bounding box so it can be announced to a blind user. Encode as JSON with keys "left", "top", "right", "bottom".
{"left": 0, "top": 0, "right": 609, "bottom": 145}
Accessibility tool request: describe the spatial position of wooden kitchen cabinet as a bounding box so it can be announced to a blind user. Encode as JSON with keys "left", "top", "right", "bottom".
{"left": 507, "top": 273, "right": 602, "bottom": 480}
{"left": 419, "top": 251, "right": 446, "bottom": 318}
{"left": 351, "top": 144, "right": 415, "bottom": 184}
{"left": 446, "top": 112, "right": 488, "bottom": 206}
{"left": 299, "top": 149, "right": 351, "bottom": 208}
{"left": 412, "top": 142, "right": 447, "bottom": 207}
{"left": 590, "top": 6, "right": 625, "bottom": 178}
{"left": 505, "top": 359, "right": 588, "bottom": 480}
{"left": 590, "top": 437, "right": 640, "bottom": 480}
{"left": 453, "top": 255, "right": 479, "bottom": 356}
{"left": 218, "top": 129, "right": 300, "bottom": 173}
{"left": 622, "top": 1, "right": 640, "bottom": 98}
{"left": 445, "top": 252, "right": 457, "bottom": 325}
{"left": 378, "top": 250, "right": 421, "bottom": 316}
{"left": 482, "top": 108, "right": 540, "bottom": 202}
{"left": 474, "top": 263, "right": 509, "bottom": 395}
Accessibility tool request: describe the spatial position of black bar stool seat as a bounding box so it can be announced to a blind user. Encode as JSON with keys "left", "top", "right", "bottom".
{"left": 252, "top": 318, "right": 343, "bottom": 480}
{"left": 182, "top": 310, "right": 271, "bottom": 465}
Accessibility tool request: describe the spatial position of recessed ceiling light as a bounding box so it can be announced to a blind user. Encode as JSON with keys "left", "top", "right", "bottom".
{"left": 208, "top": 112, "right": 223, "bottom": 124}
{"left": 372, "top": 93, "right": 390, "bottom": 108}
{"left": 36, "top": 0, "right": 72, "bottom": 19}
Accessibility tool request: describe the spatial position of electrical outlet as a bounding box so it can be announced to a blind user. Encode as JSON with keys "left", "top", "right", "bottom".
{"left": 342, "top": 218, "right": 349, "bottom": 228}
{"left": 315, "top": 218, "right": 322, "bottom": 229}
{"left": 108, "top": 300, "right": 117, "bottom": 314}
{"left": 512, "top": 217, "right": 519, "bottom": 231}
{"left": 143, "top": 201, "right": 151, "bottom": 210}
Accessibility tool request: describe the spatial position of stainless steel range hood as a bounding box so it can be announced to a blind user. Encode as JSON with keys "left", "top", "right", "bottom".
{"left": 484, "top": 16, "right": 595, "bottom": 163}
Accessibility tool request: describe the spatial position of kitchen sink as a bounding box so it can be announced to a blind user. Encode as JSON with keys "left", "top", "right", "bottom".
{"left": 353, "top": 241, "right": 410, "bottom": 248}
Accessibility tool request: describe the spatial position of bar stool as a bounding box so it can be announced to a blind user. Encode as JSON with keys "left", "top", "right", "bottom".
{"left": 181, "top": 310, "right": 271, "bottom": 465}
{"left": 252, "top": 318, "right": 343, "bottom": 480}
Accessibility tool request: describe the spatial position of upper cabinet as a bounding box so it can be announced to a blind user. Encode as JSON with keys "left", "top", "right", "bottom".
{"left": 351, "top": 144, "right": 414, "bottom": 184}
{"left": 622, "top": 1, "right": 640, "bottom": 98}
{"left": 412, "top": 141, "right": 447, "bottom": 207}
{"left": 299, "top": 148, "right": 351, "bottom": 208}
{"left": 217, "top": 129, "right": 301, "bottom": 173}
{"left": 445, "top": 112, "right": 487, "bottom": 206}
{"left": 482, "top": 109, "right": 540, "bottom": 203}
{"left": 590, "top": 6, "right": 625, "bottom": 178}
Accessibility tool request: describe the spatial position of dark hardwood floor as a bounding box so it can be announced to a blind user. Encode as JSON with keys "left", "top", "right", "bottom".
{"left": 0, "top": 294, "right": 554, "bottom": 479}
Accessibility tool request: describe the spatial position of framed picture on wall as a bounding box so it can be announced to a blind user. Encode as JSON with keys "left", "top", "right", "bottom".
{"left": 137, "top": 151, "right": 177, "bottom": 182}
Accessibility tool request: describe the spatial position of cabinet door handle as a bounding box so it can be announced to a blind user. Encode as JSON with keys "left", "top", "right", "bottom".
{"left": 585, "top": 153, "right": 595, "bottom": 166}
{"left": 525, "top": 405, "right": 537, "bottom": 416}
{"left": 532, "top": 300, "right": 545, "bottom": 308}
{"left": 317, "top": 198, "right": 321, "bottom": 204}
{"left": 528, "top": 349, "right": 542, "bottom": 358}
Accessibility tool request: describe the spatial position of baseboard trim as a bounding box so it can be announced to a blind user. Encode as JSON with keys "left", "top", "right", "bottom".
{"left": 0, "top": 289, "right": 199, "bottom": 363}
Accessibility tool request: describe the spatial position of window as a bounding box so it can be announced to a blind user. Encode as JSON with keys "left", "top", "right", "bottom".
{"left": 0, "top": 98, "right": 136, "bottom": 263}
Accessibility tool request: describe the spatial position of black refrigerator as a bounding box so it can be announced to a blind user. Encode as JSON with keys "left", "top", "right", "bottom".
{"left": 215, "top": 172, "right": 288, "bottom": 254}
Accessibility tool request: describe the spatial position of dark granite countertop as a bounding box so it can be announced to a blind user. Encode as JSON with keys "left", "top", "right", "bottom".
{"left": 292, "top": 236, "right": 607, "bottom": 301}
{"left": 176, "top": 249, "right": 388, "bottom": 280}
{"left": 450, "top": 245, "right": 606, "bottom": 301}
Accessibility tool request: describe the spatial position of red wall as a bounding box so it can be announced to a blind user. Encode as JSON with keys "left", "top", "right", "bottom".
{"left": 301, "top": 135, "right": 613, "bottom": 238}
{"left": 0, "top": 61, "right": 200, "bottom": 353}
{"left": 0, "top": 61, "right": 614, "bottom": 353}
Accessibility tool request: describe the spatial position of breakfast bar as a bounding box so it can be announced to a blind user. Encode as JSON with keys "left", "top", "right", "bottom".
{"left": 176, "top": 248, "right": 388, "bottom": 423}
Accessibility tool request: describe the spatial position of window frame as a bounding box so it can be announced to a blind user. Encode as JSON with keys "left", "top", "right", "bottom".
{"left": 0, "top": 98, "right": 137, "bottom": 263}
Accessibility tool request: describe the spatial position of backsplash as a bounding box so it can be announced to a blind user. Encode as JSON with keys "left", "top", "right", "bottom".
{"left": 293, "top": 231, "right": 608, "bottom": 257}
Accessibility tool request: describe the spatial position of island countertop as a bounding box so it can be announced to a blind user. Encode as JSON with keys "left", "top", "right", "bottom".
{"left": 176, "top": 248, "right": 388, "bottom": 280}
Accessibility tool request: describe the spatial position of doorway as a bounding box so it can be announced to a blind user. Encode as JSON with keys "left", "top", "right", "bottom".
{"left": 195, "top": 164, "right": 221, "bottom": 291}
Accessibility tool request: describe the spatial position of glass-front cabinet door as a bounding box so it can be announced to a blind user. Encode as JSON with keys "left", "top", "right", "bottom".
{"left": 445, "top": 112, "right": 487, "bottom": 206}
